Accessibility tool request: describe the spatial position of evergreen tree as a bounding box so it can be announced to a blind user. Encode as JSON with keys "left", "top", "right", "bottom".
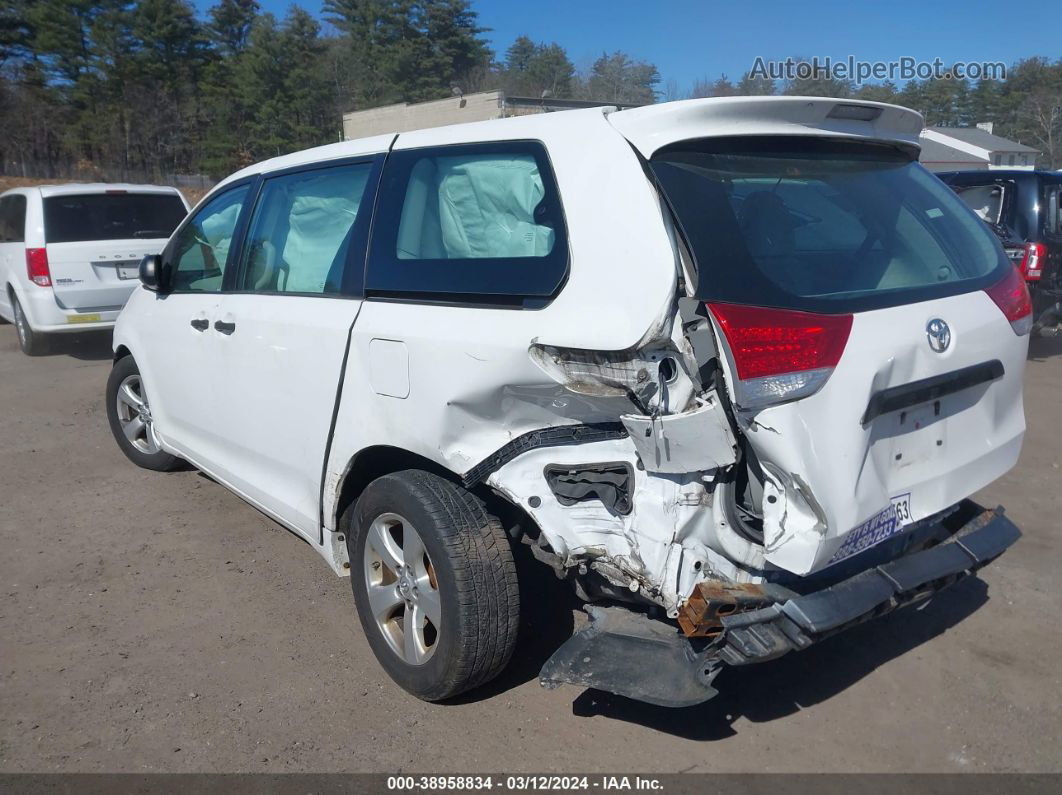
{"left": 854, "top": 80, "right": 898, "bottom": 103}
{"left": 280, "top": 7, "right": 337, "bottom": 151}
{"left": 500, "top": 37, "right": 575, "bottom": 98}
{"left": 324, "top": 0, "right": 418, "bottom": 108}
{"left": 736, "top": 70, "right": 775, "bottom": 96}
{"left": 129, "top": 0, "right": 206, "bottom": 174}
{"left": 780, "top": 58, "right": 851, "bottom": 98}
{"left": 414, "top": 0, "right": 490, "bottom": 100}
{"left": 201, "top": 0, "right": 259, "bottom": 174}
{"left": 208, "top": 0, "right": 259, "bottom": 58}
{"left": 583, "top": 51, "right": 659, "bottom": 104}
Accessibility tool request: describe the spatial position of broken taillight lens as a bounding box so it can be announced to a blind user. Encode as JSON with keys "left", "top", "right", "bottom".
{"left": 707, "top": 303, "right": 853, "bottom": 409}
{"left": 26, "top": 248, "right": 51, "bottom": 287}
{"left": 985, "top": 265, "right": 1033, "bottom": 336}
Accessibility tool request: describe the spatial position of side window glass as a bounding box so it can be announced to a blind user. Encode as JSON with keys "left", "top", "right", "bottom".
{"left": 238, "top": 163, "right": 373, "bottom": 295}
{"left": 0, "top": 198, "right": 10, "bottom": 242}
{"left": 0, "top": 195, "right": 26, "bottom": 243}
{"left": 367, "top": 142, "right": 568, "bottom": 301}
{"left": 396, "top": 153, "right": 555, "bottom": 260}
{"left": 169, "top": 184, "right": 250, "bottom": 292}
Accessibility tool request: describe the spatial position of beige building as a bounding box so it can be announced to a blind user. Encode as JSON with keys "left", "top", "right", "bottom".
{"left": 342, "top": 89, "right": 640, "bottom": 140}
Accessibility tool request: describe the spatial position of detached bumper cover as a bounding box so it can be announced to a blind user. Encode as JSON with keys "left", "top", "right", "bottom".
{"left": 539, "top": 503, "right": 1020, "bottom": 706}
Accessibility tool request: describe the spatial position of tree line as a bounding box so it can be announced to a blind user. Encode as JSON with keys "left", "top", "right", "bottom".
{"left": 0, "top": 0, "right": 661, "bottom": 180}
{"left": 1, "top": 1, "right": 1059, "bottom": 180}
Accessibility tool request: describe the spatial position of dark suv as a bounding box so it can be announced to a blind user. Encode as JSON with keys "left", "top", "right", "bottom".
{"left": 939, "top": 169, "right": 1062, "bottom": 335}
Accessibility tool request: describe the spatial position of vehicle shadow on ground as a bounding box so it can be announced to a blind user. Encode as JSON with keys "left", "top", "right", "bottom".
{"left": 567, "top": 576, "right": 989, "bottom": 740}
{"left": 1028, "top": 333, "right": 1062, "bottom": 362}
{"left": 44, "top": 330, "right": 113, "bottom": 361}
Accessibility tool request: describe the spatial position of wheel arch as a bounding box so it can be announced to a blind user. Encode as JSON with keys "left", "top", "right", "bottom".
{"left": 113, "top": 344, "right": 132, "bottom": 363}
{"left": 6, "top": 281, "right": 27, "bottom": 318}
{"left": 331, "top": 445, "right": 459, "bottom": 531}
{"left": 329, "top": 443, "right": 540, "bottom": 562}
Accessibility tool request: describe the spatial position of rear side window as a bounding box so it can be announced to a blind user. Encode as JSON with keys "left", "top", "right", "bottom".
{"left": 44, "top": 193, "right": 186, "bottom": 244}
{"left": 238, "top": 162, "right": 374, "bottom": 295}
{"left": 652, "top": 138, "right": 1009, "bottom": 314}
{"left": 367, "top": 141, "right": 568, "bottom": 303}
{"left": 0, "top": 194, "right": 27, "bottom": 243}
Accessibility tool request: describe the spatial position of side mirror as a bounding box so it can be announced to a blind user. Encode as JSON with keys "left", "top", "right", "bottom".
{"left": 139, "top": 254, "right": 162, "bottom": 291}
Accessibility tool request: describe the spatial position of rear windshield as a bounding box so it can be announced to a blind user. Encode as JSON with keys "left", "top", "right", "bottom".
{"left": 652, "top": 138, "right": 1009, "bottom": 314}
{"left": 44, "top": 193, "right": 187, "bottom": 244}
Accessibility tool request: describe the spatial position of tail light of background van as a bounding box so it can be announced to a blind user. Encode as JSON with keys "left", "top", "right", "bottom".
{"left": 986, "top": 265, "right": 1034, "bottom": 335}
{"left": 1005, "top": 242, "right": 1046, "bottom": 281}
{"left": 707, "top": 303, "right": 853, "bottom": 410}
{"left": 25, "top": 248, "right": 51, "bottom": 287}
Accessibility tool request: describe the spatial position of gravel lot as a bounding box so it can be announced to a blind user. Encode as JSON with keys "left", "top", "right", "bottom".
{"left": 1, "top": 324, "right": 1060, "bottom": 773}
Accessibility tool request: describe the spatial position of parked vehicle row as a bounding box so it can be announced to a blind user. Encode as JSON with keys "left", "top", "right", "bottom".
{"left": 938, "top": 169, "right": 1062, "bottom": 336}
{"left": 90, "top": 96, "right": 1030, "bottom": 708}
{"left": 0, "top": 184, "right": 188, "bottom": 355}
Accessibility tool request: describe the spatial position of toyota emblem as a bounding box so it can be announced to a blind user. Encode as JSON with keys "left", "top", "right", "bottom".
{"left": 926, "top": 318, "right": 951, "bottom": 353}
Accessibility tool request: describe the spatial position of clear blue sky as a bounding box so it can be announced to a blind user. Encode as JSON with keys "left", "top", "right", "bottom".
{"left": 196, "top": 0, "right": 1062, "bottom": 94}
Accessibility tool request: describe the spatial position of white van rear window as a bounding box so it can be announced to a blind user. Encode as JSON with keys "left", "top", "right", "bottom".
{"left": 44, "top": 193, "right": 186, "bottom": 244}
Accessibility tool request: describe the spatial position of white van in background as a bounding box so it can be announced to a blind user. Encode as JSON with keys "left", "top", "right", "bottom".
{"left": 0, "top": 184, "right": 189, "bottom": 355}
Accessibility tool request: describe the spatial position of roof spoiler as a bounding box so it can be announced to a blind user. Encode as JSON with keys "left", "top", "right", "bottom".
{"left": 607, "top": 96, "right": 925, "bottom": 158}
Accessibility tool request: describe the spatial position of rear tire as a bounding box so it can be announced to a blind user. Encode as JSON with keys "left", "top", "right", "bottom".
{"left": 347, "top": 470, "right": 520, "bottom": 701}
{"left": 12, "top": 296, "right": 49, "bottom": 356}
{"left": 106, "top": 356, "right": 183, "bottom": 471}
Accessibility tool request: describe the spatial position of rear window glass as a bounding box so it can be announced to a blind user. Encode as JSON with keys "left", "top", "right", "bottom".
{"left": 652, "top": 138, "right": 1009, "bottom": 313}
{"left": 44, "top": 193, "right": 187, "bottom": 244}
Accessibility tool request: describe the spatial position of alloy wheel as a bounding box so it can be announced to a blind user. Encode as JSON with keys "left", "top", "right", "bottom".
{"left": 115, "top": 374, "right": 161, "bottom": 454}
{"left": 362, "top": 512, "right": 441, "bottom": 665}
{"left": 13, "top": 301, "right": 28, "bottom": 347}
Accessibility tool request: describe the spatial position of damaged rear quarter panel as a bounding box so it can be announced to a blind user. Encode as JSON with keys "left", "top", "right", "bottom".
{"left": 485, "top": 439, "right": 729, "bottom": 610}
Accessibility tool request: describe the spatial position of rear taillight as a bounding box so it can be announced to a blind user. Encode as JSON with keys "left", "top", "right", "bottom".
{"left": 1017, "top": 242, "right": 1046, "bottom": 281}
{"left": 707, "top": 303, "right": 853, "bottom": 409}
{"left": 985, "top": 265, "right": 1033, "bottom": 335}
{"left": 25, "top": 248, "right": 51, "bottom": 287}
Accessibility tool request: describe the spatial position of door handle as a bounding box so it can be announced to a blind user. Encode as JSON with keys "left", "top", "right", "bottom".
{"left": 190, "top": 318, "right": 209, "bottom": 331}
{"left": 214, "top": 320, "right": 236, "bottom": 335}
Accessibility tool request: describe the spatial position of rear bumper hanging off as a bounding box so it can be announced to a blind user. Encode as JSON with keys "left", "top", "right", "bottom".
{"left": 539, "top": 503, "right": 1021, "bottom": 707}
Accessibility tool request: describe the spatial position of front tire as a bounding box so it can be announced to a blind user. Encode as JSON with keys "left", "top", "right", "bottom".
{"left": 12, "top": 296, "right": 49, "bottom": 356}
{"left": 347, "top": 470, "right": 520, "bottom": 701}
{"left": 106, "top": 356, "right": 182, "bottom": 471}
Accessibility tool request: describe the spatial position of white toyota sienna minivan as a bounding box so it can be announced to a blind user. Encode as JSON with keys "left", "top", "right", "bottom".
{"left": 106, "top": 97, "right": 1030, "bottom": 707}
{"left": 0, "top": 183, "right": 188, "bottom": 355}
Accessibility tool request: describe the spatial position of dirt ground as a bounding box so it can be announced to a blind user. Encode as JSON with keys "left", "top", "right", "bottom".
{"left": 1, "top": 324, "right": 1060, "bottom": 774}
